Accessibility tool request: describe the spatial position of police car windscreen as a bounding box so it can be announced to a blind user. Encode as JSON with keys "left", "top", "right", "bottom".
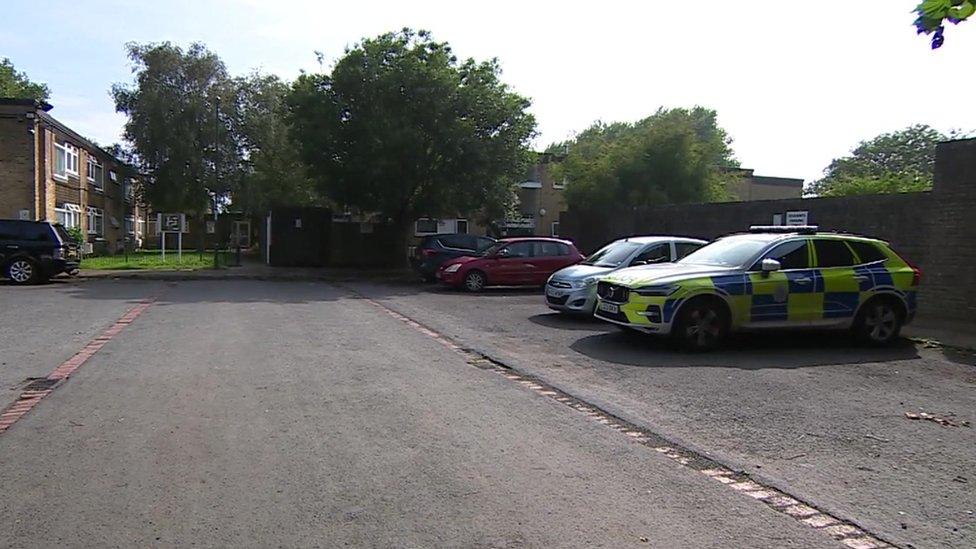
{"left": 679, "top": 237, "right": 770, "bottom": 267}
{"left": 583, "top": 241, "right": 642, "bottom": 267}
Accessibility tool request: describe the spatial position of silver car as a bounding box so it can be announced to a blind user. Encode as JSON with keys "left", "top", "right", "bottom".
{"left": 545, "top": 236, "right": 707, "bottom": 314}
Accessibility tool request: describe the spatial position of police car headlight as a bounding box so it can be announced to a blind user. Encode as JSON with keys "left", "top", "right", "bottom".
{"left": 634, "top": 284, "right": 679, "bottom": 297}
{"left": 444, "top": 263, "right": 462, "bottom": 274}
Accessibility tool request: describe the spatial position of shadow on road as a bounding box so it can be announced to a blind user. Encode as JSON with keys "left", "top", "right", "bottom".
{"left": 528, "top": 313, "right": 613, "bottom": 332}
{"left": 570, "top": 330, "right": 921, "bottom": 369}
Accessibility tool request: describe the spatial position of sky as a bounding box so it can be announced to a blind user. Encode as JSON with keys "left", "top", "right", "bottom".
{"left": 1, "top": 0, "right": 974, "bottom": 184}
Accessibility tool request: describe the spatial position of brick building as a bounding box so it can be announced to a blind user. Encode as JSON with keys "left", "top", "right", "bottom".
{"left": 0, "top": 98, "right": 145, "bottom": 253}
{"left": 727, "top": 169, "right": 804, "bottom": 201}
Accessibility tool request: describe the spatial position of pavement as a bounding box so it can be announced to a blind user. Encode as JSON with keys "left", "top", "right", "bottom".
{"left": 0, "top": 279, "right": 846, "bottom": 548}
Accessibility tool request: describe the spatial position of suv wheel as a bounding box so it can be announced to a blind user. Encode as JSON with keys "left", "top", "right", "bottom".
{"left": 853, "top": 298, "right": 903, "bottom": 346}
{"left": 464, "top": 270, "right": 486, "bottom": 292}
{"left": 6, "top": 258, "right": 39, "bottom": 285}
{"left": 674, "top": 299, "right": 729, "bottom": 352}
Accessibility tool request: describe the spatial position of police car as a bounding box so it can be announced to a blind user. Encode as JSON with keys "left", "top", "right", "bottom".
{"left": 593, "top": 226, "right": 920, "bottom": 351}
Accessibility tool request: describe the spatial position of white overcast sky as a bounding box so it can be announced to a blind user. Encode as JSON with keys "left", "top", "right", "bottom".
{"left": 2, "top": 0, "right": 974, "bottom": 183}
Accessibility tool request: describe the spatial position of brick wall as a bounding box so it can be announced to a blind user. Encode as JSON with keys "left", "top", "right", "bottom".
{"left": 0, "top": 112, "right": 36, "bottom": 219}
{"left": 559, "top": 138, "right": 976, "bottom": 324}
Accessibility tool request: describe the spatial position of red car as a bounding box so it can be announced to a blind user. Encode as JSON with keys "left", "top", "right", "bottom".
{"left": 437, "top": 237, "right": 585, "bottom": 291}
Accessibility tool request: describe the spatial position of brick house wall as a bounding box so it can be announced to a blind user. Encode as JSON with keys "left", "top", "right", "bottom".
{"left": 0, "top": 99, "right": 141, "bottom": 253}
{"left": 0, "top": 107, "right": 37, "bottom": 219}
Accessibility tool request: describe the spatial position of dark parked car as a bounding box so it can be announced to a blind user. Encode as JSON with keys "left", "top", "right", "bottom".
{"left": 0, "top": 219, "right": 80, "bottom": 285}
{"left": 411, "top": 233, "right": 497, "bottom": 282}
{"left": 437, "top": 237, "right": 585, "bottom": 291}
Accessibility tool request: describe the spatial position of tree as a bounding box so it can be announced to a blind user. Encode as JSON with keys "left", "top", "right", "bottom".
{"left": 112, "top": 42, "right": 241, "bottom": 215}
{"left": 914, "top": 0, "right": 974, "bottom": 49}
{"left": 809, "top": 125, "right": 960, "bottom": 197}
{"left": 552, "top": 107, "right": 738, "bottom": 215}
{"left": 0, "top": 58, "right": 50, "bottom": 101}
{"left": 231, "top": 73, "right": 318, "bottom": 213}
{"left": 288, "top": 29, "right": 536, "bottom": 255}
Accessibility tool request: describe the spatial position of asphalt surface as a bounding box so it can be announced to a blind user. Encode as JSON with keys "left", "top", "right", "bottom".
{"left": 352, "top": 281, "right": 976, "bottom": 549}
{"left": 0, "top": 279, "right": 841, "bottom": 548}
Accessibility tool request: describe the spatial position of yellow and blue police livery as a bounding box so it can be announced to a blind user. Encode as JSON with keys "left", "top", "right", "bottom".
{"left": 593, "top": 226, "right": 920, "bottom": 351}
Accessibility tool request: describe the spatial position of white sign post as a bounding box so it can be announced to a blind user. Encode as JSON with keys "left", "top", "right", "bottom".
{"left": 156, "top": 213, "right": 187, "bottom": 262}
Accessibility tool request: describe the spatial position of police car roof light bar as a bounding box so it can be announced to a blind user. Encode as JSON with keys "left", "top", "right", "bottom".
{"left": 748, "top": 225, "right": 819, "bottom": 234}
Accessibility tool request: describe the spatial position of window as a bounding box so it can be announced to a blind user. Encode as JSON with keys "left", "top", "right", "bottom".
{"left": 761, "top": 240, "right": 809, "bottom": 270}
{"left": 125, "top": 216, "right": 135, "bottom": 234}
{"left": 54, "top": 143, "right": 67, "bottom": 178}
{"left": 18, "top": 223, "right": 54, "bottom": 242}
{"left": 415, "top": 218, "right": 438, "bottom": 234}
{"left": 123, "top": 179, "right": 134, "bottom": 202}
{"left": 109, "top": 171, "right": 118, "bottom": 183}
{"left": 455, "top": 219, "right": 468, "bottom": 234}
{"left": 534, "top": 241, "right": 569, "bottom": 257}
{"left": 675, "top": 242, "right": 703, "bottom": 259}
{"left": 551, "top": 221, "right": 560, "bottom": 237}
{"left": 632, "top": 244, "right": 670, "bottom": 266}
{"left": 438, "top": 234, "right": 474, "bottom": 250}
{"left": 814, "top": 239, "right": 856, "bottom": 268}
{"left": 87, "top": 207, "right": 103, "bottom": 236}
{"left": 500, "top": 242, "right": 533, "bottom": 258}
{"left": 475, "top": 237, "right": 495, "bottom": 253}
{"left": 64, "top": 143, "right": 79, "bottom": 176}
{"left": 55, "top": 203, "right": 81, "bottom": 229}
{"left": 553, "top": 178, "right": 567, "bottom": 190}
{"left": 848, "top": 241, "right": 887, "bottom": 265}
{"left": 87, "top": 158, "right": 104, "bottom": 190}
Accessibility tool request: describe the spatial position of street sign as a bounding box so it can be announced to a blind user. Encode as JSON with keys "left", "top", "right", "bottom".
{"left": 156, "top": 213, "right": 186, "bottom": 261}
{"left": 785, "top": 211, "right": 809, "bottom": 226}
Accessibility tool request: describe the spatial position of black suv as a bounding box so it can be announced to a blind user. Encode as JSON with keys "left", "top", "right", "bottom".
{"left": 0, "top": 220, "right": 80, "bottom": 285}
{"left": 411, "top": 233, "right": 496, "bottom": 282}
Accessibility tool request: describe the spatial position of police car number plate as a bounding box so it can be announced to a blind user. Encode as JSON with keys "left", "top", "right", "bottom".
{"left": 598, "top": 302, "right": 619, "bottom": 314}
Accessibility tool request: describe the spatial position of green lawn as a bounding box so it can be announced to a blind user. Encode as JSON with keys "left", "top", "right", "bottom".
{"left": 82, "top": 251, "right": 233, "bottom": 271}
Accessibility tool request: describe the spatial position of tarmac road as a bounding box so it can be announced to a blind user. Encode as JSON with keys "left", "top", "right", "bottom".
{"left": 0, "top": 279, "right": 838, "bottom": 548}
{"left": 352, "top": 281, "right": 976, "bottom": 549}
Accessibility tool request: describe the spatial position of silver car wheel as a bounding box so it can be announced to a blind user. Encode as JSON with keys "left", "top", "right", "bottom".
{"left": 864, "top": 303, "right": 898, "bottom": 342}
{"left": 8, "top": 260, "right": 33, "bottom": 283}
{"left": 464, "top": 271, "right": 485, "bottom": 292}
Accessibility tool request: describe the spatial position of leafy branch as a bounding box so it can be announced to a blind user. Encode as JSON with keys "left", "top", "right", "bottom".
{"left": 914, "top": 0, "right": 975, "bottom": 48}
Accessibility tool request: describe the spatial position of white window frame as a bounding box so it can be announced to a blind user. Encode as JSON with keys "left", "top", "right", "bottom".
{"left": 123, "top": 178, "right": 135, "bottom": 202}
{"left": 551, "top": 221, "right": 560, "bottom": 237}
{"left": 87, "top": 207, "right": 103, "bottom": 236}
{"left": 53, "top": 143, "right": 67, "bottom": 180}
{"left": 55, "top": 203, "right": 82, "bottom": 229}
{"left": 64, "top": 143, "right": 79, "bottom": 176}
{"left": 415, "top": 218, "right": 439, "bottom": 236}
{"left": 87, "top": 157, "right": 104, "bottom": 190}
{"left": 553, "top": 177, "right": 567, "bottom": 190}
{"left": 125, "top": 215, "right": 135, "bottom": 234}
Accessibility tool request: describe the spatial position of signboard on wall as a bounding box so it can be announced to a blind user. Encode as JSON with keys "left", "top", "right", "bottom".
{"left": 785, "top": 211, "right": 809, "bottom": 226}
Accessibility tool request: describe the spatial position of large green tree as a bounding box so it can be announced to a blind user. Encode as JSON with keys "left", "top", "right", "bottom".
{"left": 231, "top": 73, "right": 317, "bottom": 213}
{"left": 112, "top": 42, "right": 240, "bottom": 214}
{"left": 0, "top": 58, "right": 50, "bottom": 101}
{"left": 552, "top": 107, "right": 738, "bottom": 214}
{"left": 288, "top": 29, "right": 536, "bottom": 250}
{"left": 809, "top": 125, "right": 961, "bottom": 197}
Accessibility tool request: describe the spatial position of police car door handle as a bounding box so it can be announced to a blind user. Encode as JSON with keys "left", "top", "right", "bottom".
{"left": 794, "top": 277, "right": 812, "bottom": 284}
{"left": 853, "top": 275, "right": 870, "bottom": 281}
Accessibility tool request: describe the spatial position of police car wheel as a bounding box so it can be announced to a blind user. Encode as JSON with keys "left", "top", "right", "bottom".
{"left": 675, "top": 300, "right": 729, "bottom": 352}
{"left": 854, "top": 298, "right": 903, "bottom": 346}
{"left": 464, "top": 271, "right": 486, "bottom": 292}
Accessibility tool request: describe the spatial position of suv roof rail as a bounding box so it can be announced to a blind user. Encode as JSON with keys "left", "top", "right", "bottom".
{"left": 748, "top": 225, "right": 819, "bottom": 235}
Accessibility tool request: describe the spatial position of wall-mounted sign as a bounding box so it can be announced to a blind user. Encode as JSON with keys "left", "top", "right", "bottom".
{"left": 157, "top": 213, "right": 186, "bottom": 234}
{"left": 785, "top": 211, "right": 809, "bottom": 226}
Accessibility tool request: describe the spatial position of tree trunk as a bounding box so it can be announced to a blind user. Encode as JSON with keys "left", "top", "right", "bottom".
{"left": 391, "top": 218, "right": 413, "bottom": 269}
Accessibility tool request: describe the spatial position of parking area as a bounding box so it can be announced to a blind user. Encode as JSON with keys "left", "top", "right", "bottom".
{"left": 352, "top": 281, "right": 976, "bottom": 549}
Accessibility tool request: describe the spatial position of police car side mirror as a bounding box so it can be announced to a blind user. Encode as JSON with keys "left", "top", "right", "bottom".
{"left": 760, "top": 258, "right": 782, "bottom": 276}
